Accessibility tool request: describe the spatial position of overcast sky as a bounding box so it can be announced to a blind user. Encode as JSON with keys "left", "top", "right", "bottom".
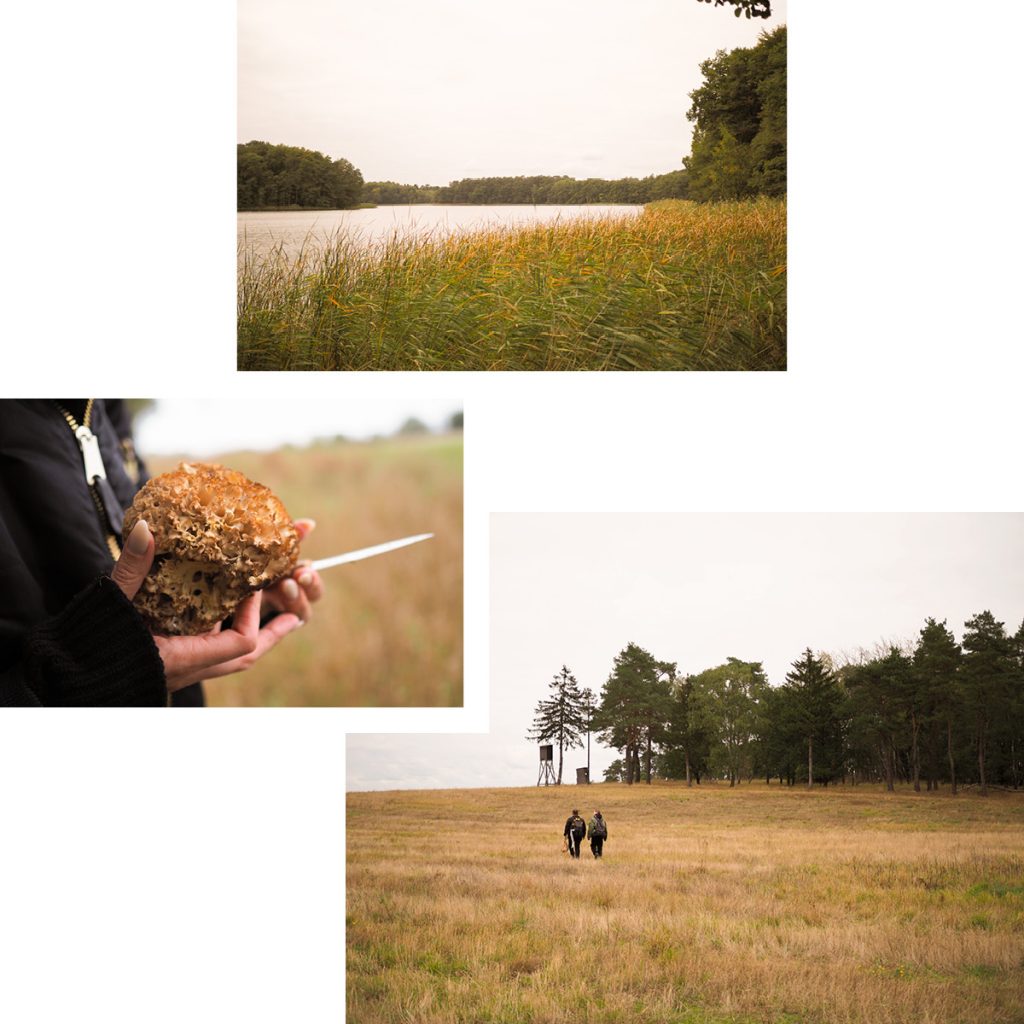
{"left": 348, "top": 512, "right": 1024, "bottom": 791}
{"left": 133, "top": 396, "right": 462, "bottom": 455}
{"left": 239, "top": 0, "right": 787, "bottom": 184}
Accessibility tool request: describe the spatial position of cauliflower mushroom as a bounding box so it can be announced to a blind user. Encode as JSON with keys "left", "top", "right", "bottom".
{"left": 123, "top": 462, "right": 300, "bottom": 635}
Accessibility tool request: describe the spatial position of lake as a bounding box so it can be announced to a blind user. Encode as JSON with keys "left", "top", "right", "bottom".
{"left": 238, "top": 204, "right": 643, "bottom": 262}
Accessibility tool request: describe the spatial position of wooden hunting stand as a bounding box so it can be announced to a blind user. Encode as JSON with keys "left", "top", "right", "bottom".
{"left": 537, "top": 744, "right": 557, "bottom": 786}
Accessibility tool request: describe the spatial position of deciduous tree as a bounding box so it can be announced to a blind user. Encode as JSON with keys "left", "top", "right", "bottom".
{"left": 697, "top": 0, "right": 772, "bottom": 18}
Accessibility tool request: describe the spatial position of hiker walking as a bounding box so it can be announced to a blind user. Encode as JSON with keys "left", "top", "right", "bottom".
{"left": 587, "top": 810, "right": 608, "bottom": 858}
{"left": 563, "top": 808, "right": 587, "bottom": 858}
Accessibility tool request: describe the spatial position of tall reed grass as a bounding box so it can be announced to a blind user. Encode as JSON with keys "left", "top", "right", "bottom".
{"left": 238, "top": 200, "right": 785, "bottom": 371}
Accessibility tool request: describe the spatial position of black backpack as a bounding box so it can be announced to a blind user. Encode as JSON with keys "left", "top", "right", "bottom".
{"left": 591, "top": 817, "right": 607, "bottom": 838}
{"left": 570, "top": 815, "right": 585, "bottom": 835}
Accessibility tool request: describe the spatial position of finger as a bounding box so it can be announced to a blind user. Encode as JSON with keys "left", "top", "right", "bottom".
{"left": 110, "top": 520, "right": 154, "bottom": 600}
{"left": 233, "top": 590, "right": 263, "bottom": 633}
{"left": 184, "top": 613, "right": 303, "bottom": 683}
{"left": 263, "top": 577, "right": 306, "bottom": 618}
{"left": 293, "top": 518, "right": 317, "bottom": 542}
{"left": 155, "top": 593, "right": 265, "bottom": 680}
{"left": 294, "top": 567, "right": 324, "bottom": 604}
{"left": 156, "top": 628, "right": 256, "bottom": 681}
{"left": 275, "top": 577, "right": 313, "bottom": 621}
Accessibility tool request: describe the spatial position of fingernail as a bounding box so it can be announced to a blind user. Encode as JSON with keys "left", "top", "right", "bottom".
{"left": 126, "top": 519, "right": 151, "bottom": 555}
{"left": 281, "top": 579, "right": 299, "bottom": 600}
{"left": 298, "top": 572, "right": 313, "bottom": 588}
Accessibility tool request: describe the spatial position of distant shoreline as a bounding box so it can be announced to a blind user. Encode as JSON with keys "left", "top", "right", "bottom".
{"left": 238, "top": 201, "right": 649, "bottom": 212}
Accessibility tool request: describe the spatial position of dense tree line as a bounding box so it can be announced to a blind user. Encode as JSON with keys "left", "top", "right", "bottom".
{"left": 436, "top": 172, "right": 689, "bottom": 205}
{"left": 360, "top": 181, "right": 441, "bottom": 205}
{"left": 363, "top": 171, "right": 689, "bottom": 206}
{"left": 237, "top": 141, "right": 364, "bottom": 210}
{"left": 684, "top": 24, "right": 785, "bottom": 200}
{"left": 591, "top": 611, "right": 1024, "bottom": 792}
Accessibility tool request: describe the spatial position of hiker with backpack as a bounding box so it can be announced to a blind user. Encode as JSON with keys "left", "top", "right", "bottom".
{"left": 588, "top": 810, "right": 607, "bottom": 858}
{"left": 563, "top": 809, "right": 587, "bottom": 858}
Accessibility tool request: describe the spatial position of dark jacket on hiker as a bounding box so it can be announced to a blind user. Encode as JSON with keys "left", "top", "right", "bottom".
{"left": 587, "top": 812, "right": 607, "bottom": 857}
{"left": 563, "top": 812, "right": 587, "bottom": 856}
{"left": 0, "top": 400, "right": 199, "bottom": 706}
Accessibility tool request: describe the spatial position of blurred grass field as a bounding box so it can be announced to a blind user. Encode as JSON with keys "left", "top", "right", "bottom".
{"left": 348, "top": 783, "right": 1024, "bottom": 1023}
{"left": 147, "top": 432, "right": 462, "bottom": 706}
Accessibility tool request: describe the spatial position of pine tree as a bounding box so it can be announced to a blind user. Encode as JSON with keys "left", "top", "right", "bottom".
{"left": 1012, "top": 620, "right": 1024, "bottom": 790}
{"left": 962, "top": 611, "right": 1015, "bottom": 795}
{"left": 783, "top": 649, "right": 843, "bottom": 788}
{"left": 525, "top": 666, "right": 588, "bottom": 785}
{"left": 913, "top": 618, "right": 963, "bottom": 793}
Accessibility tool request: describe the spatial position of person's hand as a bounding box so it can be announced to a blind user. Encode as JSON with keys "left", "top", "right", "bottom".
{"left": 110, "top": 519, "right": 303, "bottom": 692}
{"left": 261, "top": 518, "right": 325, "bottom": 623}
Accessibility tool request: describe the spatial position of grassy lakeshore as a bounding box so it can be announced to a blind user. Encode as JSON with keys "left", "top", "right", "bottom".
{"left": 347, "top": 783, "right": 1024, "bottom": 1023}
{"left": 238, "top": 199, "right": 785, "bottom": 371}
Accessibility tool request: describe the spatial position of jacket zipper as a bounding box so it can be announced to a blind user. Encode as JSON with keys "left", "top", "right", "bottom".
{"left": 55, "top": 400, "right": 123, "bottom": 561}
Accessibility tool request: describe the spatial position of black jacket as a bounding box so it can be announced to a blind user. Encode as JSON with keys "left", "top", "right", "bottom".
{"left": 0, "top": 400, "right": 181, "bottom": 706}
{"left": 563, "top": 814, "right": 586, "bottom": 839}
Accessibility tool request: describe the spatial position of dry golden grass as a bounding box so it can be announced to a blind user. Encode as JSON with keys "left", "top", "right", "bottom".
{"left": 147, "top": 433, "right": 462, "bottom": 706}
{"left": 347, "top": 783, "right": 1024, "bottom": 1023}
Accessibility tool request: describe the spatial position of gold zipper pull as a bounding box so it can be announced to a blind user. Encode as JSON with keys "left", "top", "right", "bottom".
{"left": 74, "top": 425, "right": 108, "bottom": 484}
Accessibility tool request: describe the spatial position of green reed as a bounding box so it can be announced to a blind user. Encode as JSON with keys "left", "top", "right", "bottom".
{"left": 237, "top": 199, "right": 786, "bottom": 371}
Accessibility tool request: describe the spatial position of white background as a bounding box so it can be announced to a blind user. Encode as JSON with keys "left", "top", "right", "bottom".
{"left": 2, "top": 2, "right": 1023, "bottom": 1021}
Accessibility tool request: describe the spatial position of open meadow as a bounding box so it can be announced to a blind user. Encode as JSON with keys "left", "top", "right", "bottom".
{"left": 238, "top": 199, "right": 786, "bottom": 372}
{"left": 347, "top": 783, "right": 1024, "bottom": 1023}
{"left": 147, "top": 433, "right": 462, "bottom": 706}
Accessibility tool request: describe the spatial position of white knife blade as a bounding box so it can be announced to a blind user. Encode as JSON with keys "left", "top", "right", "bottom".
{"left": 310, "top": 532, "right": 434, "bottom": 572}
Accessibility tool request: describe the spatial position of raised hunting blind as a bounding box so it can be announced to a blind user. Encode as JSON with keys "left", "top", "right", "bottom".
{"left": 537, "top": 745, "right": 556, "bottom": 786}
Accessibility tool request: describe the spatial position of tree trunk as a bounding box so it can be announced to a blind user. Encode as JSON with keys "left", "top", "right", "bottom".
{"left": 645, "top": 731, "right": 653, "bottom": 784}
{"left": 883, "top": 740, "right": 895, "bottom": 793}
{"left": 557, "top": 736, "right": 564, "bottom": 785}
{"left": 947, "top": 718, "right": 957, "bottom": 796}
{"left": 685, "top": 750, "right": 692, "bottom": 788}
{"left": 806, "top": 736, "right": 813, "bottom": 790}
{"left": 978, "top": 729, "right": 987, "bottom": 796}
{"left": 911, "top": 711, "right": 921, "bottom": 793}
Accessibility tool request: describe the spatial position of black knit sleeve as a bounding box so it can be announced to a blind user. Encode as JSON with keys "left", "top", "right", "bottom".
{"left": 0, "top": 576, "right": 167, "bottom": 707}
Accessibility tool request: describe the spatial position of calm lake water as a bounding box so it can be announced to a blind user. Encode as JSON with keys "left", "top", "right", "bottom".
{"left": 238, "top": 204, "right": 643, "bottom": 262}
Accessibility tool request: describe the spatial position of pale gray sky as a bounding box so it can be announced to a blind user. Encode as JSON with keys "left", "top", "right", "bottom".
{"left": 239, "top": 0, "right": 787, "bottom": 184}
{"left": 133, "top": 396, "right": 462, "bottom": 455}
{"left": 348, "top": 513, "right": 1024, "bottom": 791}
